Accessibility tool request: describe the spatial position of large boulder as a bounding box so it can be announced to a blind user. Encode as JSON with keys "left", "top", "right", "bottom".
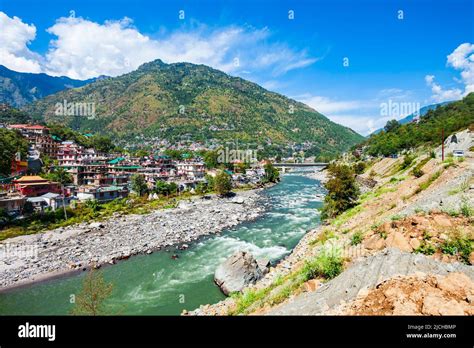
{"left": 214, "top": 251, "right": 265, "bottom": 295}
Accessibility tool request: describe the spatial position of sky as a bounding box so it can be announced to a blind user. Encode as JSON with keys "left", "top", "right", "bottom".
{"left": 0, "top": 0, "right": 473, "bottom": 135}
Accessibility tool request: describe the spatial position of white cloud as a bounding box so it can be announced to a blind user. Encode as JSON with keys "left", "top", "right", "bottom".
{"left": 0, "top": 12, "right": 317, "bottom": 80}
{"left": 298, "top": 95, "right": 366, "bottom": 114}
{"left": 425, "top": 42, "right": 474, "bottom": 102}
{"left": 447, "top": 42, "right": 474, "bottom": 94}
{"left": 44, "top": 16, "right": 162, "bottom": 79}
{"left": 0, "top": 12, "right": 42, "bottom": 73}
{"left": 425, "top": 74, "right": 463, "bottom": 102}
{"left": 296, "top": 89, "right": 422, "bottom": 136}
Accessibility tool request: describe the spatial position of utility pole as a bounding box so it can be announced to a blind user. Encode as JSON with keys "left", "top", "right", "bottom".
{"left": 61, "top": 184, "right": 68, "bottom": 220}
{"left": 441, "top": 128, "right": 445, "bottom": 161}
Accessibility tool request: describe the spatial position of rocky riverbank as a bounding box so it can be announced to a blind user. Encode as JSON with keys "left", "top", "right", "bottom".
{"left": 0, "top": 189, "right": 267, "bottom": 290}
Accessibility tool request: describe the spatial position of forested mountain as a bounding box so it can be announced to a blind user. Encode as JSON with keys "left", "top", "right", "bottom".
{"left": 0, "top": 65, "right": 96, "bottom": 108}
{"left": 364, "top": 93, "right": 474, "bottom": 156}
{"left": 25, "top": 59, "right": 363, "bottom": 158}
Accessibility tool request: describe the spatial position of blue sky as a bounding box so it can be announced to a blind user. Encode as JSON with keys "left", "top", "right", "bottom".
{"left": 0, "top": 0, "right": 473, "bottom": 134}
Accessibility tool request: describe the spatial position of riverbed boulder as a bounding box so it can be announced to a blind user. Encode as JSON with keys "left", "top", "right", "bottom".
{"left": 214, "top": 251, "right": 264, "bottom": 295}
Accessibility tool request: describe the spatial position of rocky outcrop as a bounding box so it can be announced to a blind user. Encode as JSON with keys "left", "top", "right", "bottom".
{"left": 356, "top": 175, "right": 377, "bottom": 194}
{"left": 331, "top": 272, "right": 474, "bottom": 315}
{"left": 214, "top": 251, "right": 267, "bottom": 295}
{"left": 267, "top": 248, "right": 474, "bottom": 315}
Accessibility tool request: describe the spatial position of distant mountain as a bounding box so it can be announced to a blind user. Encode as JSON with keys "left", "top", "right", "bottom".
{"left": 372, "top": 101, "right": 453, "bottom": 134}
{"left": 25, "top": 59, "right": 364, "bottom": 158}
{"left": 364, "top": 93, "right": 474, "bottom": 156}
{"left": 0, "top": 65, "right": 97, "bottom": 108}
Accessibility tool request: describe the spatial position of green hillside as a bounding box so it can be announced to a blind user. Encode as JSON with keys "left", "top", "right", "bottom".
{"left": 26, "top": 59, "right": 363, "bottom": 158}
{"left": 364, "top": 93, "right": 474, "bottom": 156}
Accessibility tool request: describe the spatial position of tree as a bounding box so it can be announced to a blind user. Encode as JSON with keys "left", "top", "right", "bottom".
{"left": 384, "top": 119, "right": 400, "bottom": 133}
{"left": 213, "top": 171, "right": 232, "bottom": 196}
{"left": 321, "top": 163, "right": 360, "bottom": 220}
{"left": 70, "top": 269, "right": 113, "bottom": 316}
{"left": 168, "top": 182, "right": 178, "bottom": 195}
{"left": 42, "top": 167, "right": 72, "bottom": 185}
{"left": 153, "top": 180, "right": 177, "bottom": 196}
{"left": 195, "top": 182, "right": 209, "bottom": 195}
{"left": 0, "top": 129, "right": 28, "bottom": 177}
{"left": 263, "top": 162, "right": 280, "bottom": 183}
{"left": 154, "top": 180, "right": 170, "bottom": 196}
{"left": 131, "top": 174, "right": 148, "bottom": 196}
{"left": 163, "top": 149, "right": 184, "bottom": 160}
{"left": 90, "top": 135, "right": 115, "bottom": 153}
{"left": 22, "top": 201, "right": 35, "bottom": 215}
{"left": 353, "top": 162, "right": 366, "bottom": 174}
{"left": 203, "top": 150, "right": 219, "bottom": 169}
{"left": 135, "top": 149, "right": 149, "bottom": 158}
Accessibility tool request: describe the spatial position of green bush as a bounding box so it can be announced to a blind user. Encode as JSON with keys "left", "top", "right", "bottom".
{"left": 415, "top": 170, "right": 442, "bottom": 194}
{"left": 353, "top": 162, "right": 366, "bottom": 174}
{"left": 414, "top": 242, "right": 436, "bottom": 255}
{"left": 400, "top": 154, "right": 415, "bottom": 170}
{"left": 441, "top": 236, "right": 473, "bottom": 264}
{"left": 412, "top": 167, "right": 424, "bottom": 178}
{"left": 460, "top": 197, "right": 472, "bottom": 217}
{"left": 301, "top": 253, "right": 343, "bottom": 281}
{"left": 350, "top": 231, "right": 364, "bottom": 246}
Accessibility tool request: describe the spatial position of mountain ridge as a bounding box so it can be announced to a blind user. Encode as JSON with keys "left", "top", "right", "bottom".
{"left": 0, "top": 65, "right": 96, "bottom": 108}
{"left": 24, "top": 59, "right": 363, "bottom": 158}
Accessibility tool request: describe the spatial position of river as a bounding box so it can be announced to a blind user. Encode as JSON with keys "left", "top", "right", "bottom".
{"left": 0, "top": 173, "right": 324, "bottom": 315}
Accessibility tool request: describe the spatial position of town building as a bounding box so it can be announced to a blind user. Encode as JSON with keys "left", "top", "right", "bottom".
{"left": 13, "top": 176, "right": 61, "bottom": 197}
{"left": 27, "top": 192, "right": 76, "bottom": 212}
{"left": 76, "top": 185, "right": 129, "bottom": 203}
{"left": 0, "top": 192, "right": 26, "bottom": 214}
{"left": 176, "top": 161, "right": 205, "bottom": 180}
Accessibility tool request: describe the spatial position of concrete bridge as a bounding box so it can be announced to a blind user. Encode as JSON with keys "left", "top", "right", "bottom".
{"left": 273, "top": 162, "right": 328, "bottom": 173}
{"left": 273, "top": 162, "right": 328, "bottom": 167}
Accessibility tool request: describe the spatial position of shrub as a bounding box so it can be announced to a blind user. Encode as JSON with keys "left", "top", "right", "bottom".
{"left": 414, "top": 242, "right": 436, "bottom": 255}
{"left": 460, "top": 197, "right": 472, "bottom": 217}
{"left": 412, "top": 167, "right": 424, "bottom": 178}
{"left": 350, "top": 231, "right": 364, "bottom": 245}
{"left": 301, "top": 253, "right": 343, "bottom": 281}
{"left": 400, "top": 154, "right": 415, "bottom": 170}
{"left": 353, "top": 162, "right": 366, "bottom": 174}
{"left": 391, "top": 214, "right": 403, "bottom": 221}
{"left": 415, "top": 170, "right": 442, "bottom": 194}
{"left": 441, "top": 236, "right": 473, "bottom": 264}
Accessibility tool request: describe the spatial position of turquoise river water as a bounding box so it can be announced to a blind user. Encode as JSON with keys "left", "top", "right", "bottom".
{"left": 0, "top": 173, "right": 324, "bottom": 315}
